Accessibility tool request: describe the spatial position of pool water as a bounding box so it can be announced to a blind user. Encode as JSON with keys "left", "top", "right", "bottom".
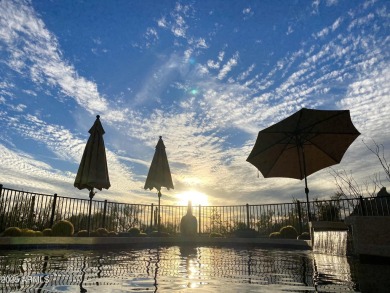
{"left": 0, "top": 246, "right": 388, "bottom": 292}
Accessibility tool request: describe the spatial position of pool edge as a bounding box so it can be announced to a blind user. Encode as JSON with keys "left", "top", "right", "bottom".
{"left": 0, "top": 237, "right": 312, "bottom": 250}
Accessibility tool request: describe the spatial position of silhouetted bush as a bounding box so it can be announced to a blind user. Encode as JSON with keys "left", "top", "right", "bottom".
{"left": 209, "top": 232, "right": 223, "bottom": 238}
{"left": 279, "top": 225, "right": 298, "bottom": 239}
{"left": 52, "top": 220, "right": 74, "bottom": 236}
{"left": 269, "top": 232, "right": 281, "bottom": 238}
{"left": 96, "top": 228, "right": 109, "bottom": 237}
{"left": 21, "top": 228, "right": 36, "bottom": 237}
{"left": 3, "top": 227, "right": 22, "bottom": 237}
{"left": 77, "top": 230, "right": 88, "bottom": 237}
{"left": 149, "top": 231, "right": 169, "bottom": 237}
{"left": 90, "top": 231, "right": 99, "bottom": 237}
{"left": 128, "top": 227, "right": 141, "bottom": 236}
{"left": 297, "top": 232, "right": 310, "bottom": 240}
{"left": 42, "top": 228, "right": 52, "bottom": 236}
{"left": 35, "top": 231, "right": 43, "bottom": 237}
{"left": 108, "top": 231, "right": 118, "bottom": 236}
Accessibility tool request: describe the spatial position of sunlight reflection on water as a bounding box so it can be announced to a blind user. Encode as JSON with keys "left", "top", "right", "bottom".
{"left": 0, "top": 245, "right": 386, "bottom": 292}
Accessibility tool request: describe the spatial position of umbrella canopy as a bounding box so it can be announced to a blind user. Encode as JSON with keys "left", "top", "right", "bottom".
{"left": 144, "top": 136, "right": 174, "bottom": 192}
{"left": 74, "top": 115, "right": 110, "bottom": 192}
{"left": 247, "top": 108, "right": 360, "bottom": 219}
{"left": 144, "top": 136, "right": 174, "bottom": 233}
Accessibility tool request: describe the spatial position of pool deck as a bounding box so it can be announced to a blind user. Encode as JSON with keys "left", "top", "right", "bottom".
{"left": 0, "top": 236, "right": 311, "bottom": 250}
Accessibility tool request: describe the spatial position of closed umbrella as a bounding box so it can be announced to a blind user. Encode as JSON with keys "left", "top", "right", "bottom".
{"left": 247, "top": 108, "right": 360, "bottom": 220}
{"left": 74, "top": 115, "right": 110, "bottom": 234}
{"left": 144, "top": 136, "right": 174, "bottom": 233}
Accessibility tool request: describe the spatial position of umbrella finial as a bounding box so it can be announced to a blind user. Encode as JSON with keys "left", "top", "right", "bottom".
{"left": 96, "top": 115, "right": 100, "bottom": 120}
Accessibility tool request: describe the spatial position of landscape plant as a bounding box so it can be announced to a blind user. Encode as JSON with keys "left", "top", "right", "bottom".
{"left": 2, "top": 227, "right": 22, "bottom": 237}
{"left": 279, "top": 225, "right": 298, "bottom": 239}
{"left": 269, "top": 232, "right": 281, "bottom": 238}
{"left": 42, "top": 228, "right": 52, "bottom": 236}
{"left": 77, "top": 230, "right": 88, "bottom": 237}
{"left": 51, "top": 220, "right": 74, "bottom": 236}
{"left": 21, "top": 228, "right": 36, "bottom": 237}
{"left": 297, "top": 232, "right": 310, "bottom": 240}
{"left": 128, "top": 227, "right": 140, "bottom": 236}
{"left": 96, "top": 228, "right": 109, "bottom": 236}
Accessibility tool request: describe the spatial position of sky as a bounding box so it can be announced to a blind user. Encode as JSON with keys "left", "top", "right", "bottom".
{"left": 0, "top": 0, "right": 389, "bottom": 207}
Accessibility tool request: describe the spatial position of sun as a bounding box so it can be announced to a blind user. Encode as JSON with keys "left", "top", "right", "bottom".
{"left": 176, "top": 190, "right": 209, "bottom": 206}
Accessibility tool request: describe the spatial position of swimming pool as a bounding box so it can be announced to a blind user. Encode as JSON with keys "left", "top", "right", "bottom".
{"left": 0, "top": 246, "right": 388, "bottom": 292}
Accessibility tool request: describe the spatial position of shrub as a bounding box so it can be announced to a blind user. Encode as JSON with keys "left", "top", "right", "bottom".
{"left": 77, "top": 230, "right": 89, "bottom": 237}
{"left": 96, "top": 228, "right": 109, "bottom": 237}
{"left": 235, "top": 222, "right": 248, "bottom": 230}
{"left": 128, "top": 227, "right": 141, "bottom": 236}
{"left": 234, "top": 228, "right": 257, "bottom": 238}
{"left": 21, "top": 229, "right": 36, "bottom": 237}
{"left": 297, "top": 232, "right": 310, "bottom": 240}
{"left": 90, "top": 231, "right": 99, "bottom": 237}
{"left": 149, "top": 231, "right": 169, "bottom": 237}
{"left": 279, "top": 225, "right": 298, "bottom": 239}
{"left": 3, "top": 227, "right": 22, "bottom": 237}
{"left": 35, "top": 231, "right": 43, "bottom": 237}
{"left": 42, "top": 228, "right": 52, "bottom": 236}
{"left": 139, "top": 232, "right": 147, "bottom": 237}
{"left": 52, "top": 220, "right": 74, "bottom": 237}
{"left": 108, "top": 231, "right": 118, "bottom": 237}
{"left": 269, "top": 232, "right": 281, "bottom": 238}
{"left": 210, "top": 232, "right": 223, "bottom": 238}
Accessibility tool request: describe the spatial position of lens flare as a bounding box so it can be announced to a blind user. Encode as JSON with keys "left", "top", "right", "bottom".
{"left": 176, "top": 190, "right": 209, "bottom": 206}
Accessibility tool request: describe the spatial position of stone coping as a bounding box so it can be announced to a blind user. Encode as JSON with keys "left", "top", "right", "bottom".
{"left": 310, "top": 221, "right": 348, "bottom": 231}
{"left": 0, "top": 236, "right": 311, "bottom": 250}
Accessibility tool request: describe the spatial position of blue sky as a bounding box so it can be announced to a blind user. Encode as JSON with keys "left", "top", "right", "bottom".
{"left": 0, "top": 0, "right": 389, "bottom": 206}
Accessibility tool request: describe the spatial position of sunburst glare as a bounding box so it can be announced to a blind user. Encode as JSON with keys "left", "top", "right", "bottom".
{"left": 176, "top": 190, "right": 209, "bottom": 206}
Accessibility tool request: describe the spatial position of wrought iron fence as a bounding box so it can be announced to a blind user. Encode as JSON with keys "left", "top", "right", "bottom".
{"left": 0, "top": 184, "right": 389, "bottom": 236}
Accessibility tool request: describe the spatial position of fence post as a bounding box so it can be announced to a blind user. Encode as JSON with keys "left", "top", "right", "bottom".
{"left": 102, "top": 200, "right": 108, "bottom": 228}
{"left": 150, "top": 203, "right": 154, "bottom": 229}
{"left": 49, "top": 193, "right": 57, "bottom": 227}
{"left": 246, "top": 203, "right": 250, "bottom": 229}
{"left": 359, "top": 196, "right": 366, "bottom": 216}
{"left": 154, "top": 208, "right": 157, "bottom": 226}
{"left": 0, "top": 184, "right": 3, "bottom": 230}
{"left": 198, "top": 204, "right": 201, "bottom": 234}
{"left": 296, "top": 200, "right": 302, "bottom": 234}
{"left": 28, "top": 195, "right": 36, "bottom": 228}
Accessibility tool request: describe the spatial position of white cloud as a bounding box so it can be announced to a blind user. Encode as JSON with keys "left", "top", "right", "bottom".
{"left": 0, "top": 0, "right": 126, "bottom": 120}
{"left": 326, "top": 0, "right": 339, "bottom": 6}
{"left": 217, "top": 52, "right": 239, "bottom": 80}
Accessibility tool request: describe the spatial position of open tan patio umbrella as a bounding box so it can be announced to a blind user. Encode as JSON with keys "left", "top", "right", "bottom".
{"left": 74, "top": 115, "right": 110, "bottom": 234}
{"left": 246, "top": 108, "right": 360, "bottom": 220}
{"left": 144, "top": 136, "right": 174, "bottom": 233}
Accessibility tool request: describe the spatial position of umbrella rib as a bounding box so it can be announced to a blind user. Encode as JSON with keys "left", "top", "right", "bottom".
{"left": 303, "top": 132, "right": 357, "bottom": 163}
{"left": 247, "top": 132, "right": 294, "bottom": 159}
{"left": 264, "top": 135, "right": 296, "bottom": 175}
{"left": 299, "top": 110, "right": 348, "bottom": 133}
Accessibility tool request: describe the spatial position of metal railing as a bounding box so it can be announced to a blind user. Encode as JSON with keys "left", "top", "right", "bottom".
{"left": 0, "top": 184, "right": 389, "bottom": 236}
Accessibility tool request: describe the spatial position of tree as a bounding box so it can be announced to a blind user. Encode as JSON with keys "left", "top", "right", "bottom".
{"left": 330, "top": 139, "right": 389, "bottom": 198}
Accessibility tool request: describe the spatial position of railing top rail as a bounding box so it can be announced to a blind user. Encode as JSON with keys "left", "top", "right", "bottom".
{"left": 0, "top": 187, "right": 54, "bottom": 197}
{"left": 2, "top": 184, "right": 389, "bottom": 209}
{"left": 312, "top": 195, "right": 390, "bottom": 203}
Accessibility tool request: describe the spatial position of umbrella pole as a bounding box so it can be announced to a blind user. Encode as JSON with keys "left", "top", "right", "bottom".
{"left": 88, "top": 188, "right": 95, "bottom": 236}
{"left": 301, "top": 147, "right": 312, "bottom": 221}
{"left": 157, "top": 190, "right": 161, "bottom": 235}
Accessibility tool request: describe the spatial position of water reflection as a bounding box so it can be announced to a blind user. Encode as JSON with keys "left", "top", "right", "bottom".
{"left": 313, "top": 253, "right": 358, "bottom": 292}
{"left": 0, "top": 246, "right": 387, "bottom": 292}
